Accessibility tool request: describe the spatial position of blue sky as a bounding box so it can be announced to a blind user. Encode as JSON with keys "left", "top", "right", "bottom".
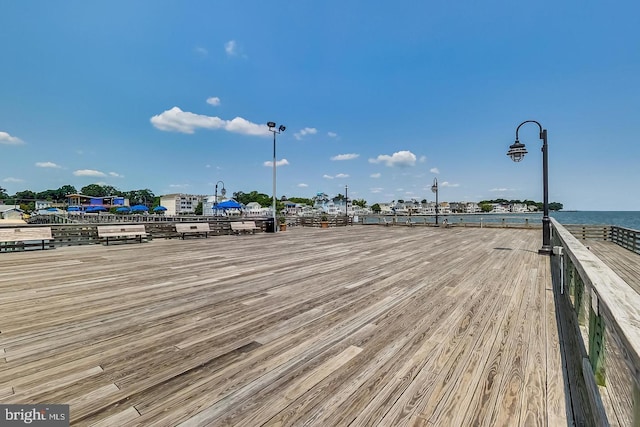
{"left": 1, "top": 1, "right": 639, "bottom": 210}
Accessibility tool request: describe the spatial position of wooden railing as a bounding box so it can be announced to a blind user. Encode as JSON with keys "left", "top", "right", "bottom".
{"left": 563, "top": 224, "right": 640, "bottom": 256}
{"left": 610, "top": 226, "right": 640, "bottom": 255}
{"left": 563, "top": 224, "right": 612, "bottom": 241}
{"left": 296, "top": 216, "right": 353, "bottom": 227}
{"left": 551, "top": 218, "right": 640, "bottom": 425}
{"left": 1, "top": 218, "right": 272, "bottom": 249}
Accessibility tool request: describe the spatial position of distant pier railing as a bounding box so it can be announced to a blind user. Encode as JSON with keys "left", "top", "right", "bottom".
{"left": 2, "top": 218, "right": 272, "bottom": 249}
{"left": 564, "top": 224, "right": 640, "bottom": 255}
{"left": 551, "top": 218, "right": 640, "bottom": 425}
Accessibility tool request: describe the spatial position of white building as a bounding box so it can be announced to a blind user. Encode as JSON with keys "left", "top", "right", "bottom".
{"left": 160, "top": 194, "right": 204, "bottom": 215}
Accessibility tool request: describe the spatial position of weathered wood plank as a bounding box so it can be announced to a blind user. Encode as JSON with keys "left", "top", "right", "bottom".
{"left": 0, "top": 227, "right": 582, "bottom": 425}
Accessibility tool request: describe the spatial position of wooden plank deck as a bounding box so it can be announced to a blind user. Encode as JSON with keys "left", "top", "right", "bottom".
{"left": 585, "top": 240, "right": 640, "bottom": 294}
{"left": 0, "top": 226, "right": 579, "bottom": 426}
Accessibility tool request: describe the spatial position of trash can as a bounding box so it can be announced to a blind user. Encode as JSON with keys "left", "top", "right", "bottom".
{"left": 265, "top": 218, "right": 275, "bottom": 233}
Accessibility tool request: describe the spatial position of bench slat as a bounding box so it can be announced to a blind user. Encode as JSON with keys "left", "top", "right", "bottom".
{"left": 230, "top": 221, "right": 260, "bottom": 234}
{"left": 97, "top": 225, "right": 147, "bottom": 245}
{"left": 0, "top": 227, "right": 52, "bottom": 243}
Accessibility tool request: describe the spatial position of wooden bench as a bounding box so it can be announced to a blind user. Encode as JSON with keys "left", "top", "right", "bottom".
{"left": 0, "top": 227, "right": 53, "bottom": 251}
{"left": 97, "top": 225, "right": 147, "bottom": 245}
{"left": 175, "top": 223, "right": 210, "bottom": 239}
{"left": 230, "top": 221, "right": 260, "bottom": 235}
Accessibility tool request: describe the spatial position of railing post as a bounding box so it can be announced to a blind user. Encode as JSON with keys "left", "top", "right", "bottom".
{"left": 588, "top": 292, "right": 606, "bottom": 386}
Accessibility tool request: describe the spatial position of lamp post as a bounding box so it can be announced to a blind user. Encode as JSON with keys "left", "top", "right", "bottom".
{"left": 431, "top": 177, "right": 439, "bottom": 225}
{"left": 214, "top": 181, "right": 226, "bottom": 217}
{"left": 344, "top": 184, "right": 348, "bottom": 216}
{"left": 267, "top": 122, "right": 286, "bottom": 231}
{"left": 507, "top": 120, "right": 551, "bottom": 255}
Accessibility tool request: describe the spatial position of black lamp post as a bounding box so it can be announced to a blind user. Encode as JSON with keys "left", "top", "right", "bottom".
{"left": 431, "top": 177, "right": 439, "bottom": 225}
{"left": 214, "top": 181, "right": 226, "bottom": 216}
{"left": 344, "top": 184, "right": 348, "bottom": 216}
{"left": 267, "top": 121, "right": 286, "bottom": 231}
{"left": 507, "top": 120, "right": 551, "bottom": 255}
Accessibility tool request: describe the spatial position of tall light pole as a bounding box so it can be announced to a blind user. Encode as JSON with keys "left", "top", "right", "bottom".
{"left": 344, "top": 184, "right": 348, "bottom": 216}
{"left": 214, "top": 181, "right": 225, "bottom": 216}
{"left": 267, "top": 122, "right": 286, "bottom": 231}
{"left": 431, "top": 177, "right": 439, "bottom": 225}
{"left": 507, "top": 120, "right": 551, "bottom": 255}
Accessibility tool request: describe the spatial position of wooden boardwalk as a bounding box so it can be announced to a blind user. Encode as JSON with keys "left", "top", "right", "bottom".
{"left": 0, "top": 226, "right": 576, "bottom": 426}
{"left": 584, "top": 240, "right": 640, "bottom": 294}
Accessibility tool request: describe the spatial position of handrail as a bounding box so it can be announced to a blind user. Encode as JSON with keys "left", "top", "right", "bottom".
{"left": 551, "top": 218, "right": 640, "bottom": 425}
{"left": 610, "top": 225, "right": 640, "bottom": 255}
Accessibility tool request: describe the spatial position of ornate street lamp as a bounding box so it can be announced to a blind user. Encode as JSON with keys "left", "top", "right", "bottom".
{"left": 267, "top": 122, "right": 286, "bottom": 231}
{"left": 214, "top": 181, "right": 226, "bottom": 205}
{"left": 507, "top": 120, "right": 551, "bottom": 255}
{"left": 431, "top": 177, "right": 439, "bottom": 225}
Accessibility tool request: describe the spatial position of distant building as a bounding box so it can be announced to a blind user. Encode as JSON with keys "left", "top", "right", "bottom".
{"left": 67, "top": 194, "right": 128, "bottom": 210}
{"left": 0, "top": 205, "right": 24, "bottom": 220}
{"left": 160, "top": 194, "right": 204, "bottom": 215}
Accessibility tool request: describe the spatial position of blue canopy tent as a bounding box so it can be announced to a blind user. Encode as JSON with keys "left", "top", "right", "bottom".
{"left": 115, "top": 207, "right": 131, "bottom": 213}
{"left": 130, "top": 204, "right": 149, "bottom": 212}
{"left": 67, "top": 206, "right": 81, "bottom": 212}
{"left": 214, "top": 200, "right": 242, "bottom": 209}
{"left": 153, "top": 206, "right": 167, "bottom": 212}
{"left": 86, "top": 205, "right": 107, "bottom": 213}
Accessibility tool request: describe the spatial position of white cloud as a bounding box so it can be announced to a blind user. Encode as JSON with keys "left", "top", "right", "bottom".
{"left": 490, "top": 188, "right": 511, "bottom": 192}
{"left": 3, "top": 177, "right": 24, "bottom": 183}
{"left": 323, "top": 174, "right": 334, "bottom": 179}
{"left": 294, "top": 127, "right": 318, "bottom": 140}
{"left": 225, "top": 40, "right": 238, "bottom": 56}
{"left": 205, "top": 164, "right": 211, "bottom": 168}
{"left": 0, "top": 131, "right": 24, "bottom": 145}
{"left": 419, "top": 156, "right": 427, "bottom": 163}
{"left": 368, "top": 150, "right": 417, "bottom": 167}
{"left": 150, "top": 107, "right": 269, "bottom": 136}
{"left": 169, "top": 184, "right": 190, "bottom": 188}
{"left": 331, "top": 153, "right": 359, "bottom": 161}
{"left": 206, "top": 97, "right": 221, "bottom": 106}
{"left": 335, "top": 173, "right": 350, "bottom": 178}
{"left": 297, "top": 183, "right": 309, "bottom": 188}
{"left": 73, "top": 169, "right": 106, "bottom": 177}
{"left": 264, "top": 159, "right": 289, "bottom": 167}
{"left": 430, "top": 167, "right": 440, "bottom": 174}
{"left": 328, "top": 132, "right": 337, "bottom": 138}
{"left": 109, "top": 172, "right": 124, "bottom": 178}
{"left": 441, "top": 181, "right": 460, "bottom": 188}
{"left": 370, "top": 187, "right": 383, "bottom": 193}
{"left": 35, "top": 161, "right": 61, "bottom": 168}
{"left": 370, "top": 173, "right": 381, "bottom": 178}
{"left": 194, "top": 47, "right": 208, "bottom": 57}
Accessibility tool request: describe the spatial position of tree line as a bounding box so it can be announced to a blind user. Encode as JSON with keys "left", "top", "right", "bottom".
{"left": 0, "top": 184, "right": 156, "bottom": 212}
{"left": 478, "top": 199, "right": 563, "bottom": 212}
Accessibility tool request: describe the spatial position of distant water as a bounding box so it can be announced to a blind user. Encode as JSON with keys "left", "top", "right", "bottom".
{"left": 364, "top": 211, "right": 640, "bottom": 230}
{"left": 552, "top": 211, "right": 640, "bottom": 230}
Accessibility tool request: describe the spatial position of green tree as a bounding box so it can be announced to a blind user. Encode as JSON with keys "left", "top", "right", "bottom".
{"left": 480, "top": 203, "right": 493, "bottom": 213}
{"left": 352, "top": 198, "right": 367, "bottom": 208}
{"left": 549, "top": 202, "right": 563, "bottom": 211}
{"left": 233, "top": 190, "right": 271, "bottom": 207}
{"left": 194, "top": 201, "right": 203, "bottom": 215}
{"left": 81, "top": 184, "right": 108, "bottom": 197}
{"left": 14, "top": 190, "right": 37, "bottom": 203}
{"left": 370, "top": 203, "right": 381, "bottom": 213}
{"left": 57, "top": 185, "right": 77, "bottom": 198}
{"left": 288, "top": 197, "right": 313, "bottom": 206}
{"left": 0, "top": 186, "right": 8, "bottom": 199}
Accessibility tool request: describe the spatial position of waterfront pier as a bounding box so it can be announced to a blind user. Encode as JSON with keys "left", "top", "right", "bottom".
{"left": 0, "top": 224, "right": 638, "bottom": 425}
